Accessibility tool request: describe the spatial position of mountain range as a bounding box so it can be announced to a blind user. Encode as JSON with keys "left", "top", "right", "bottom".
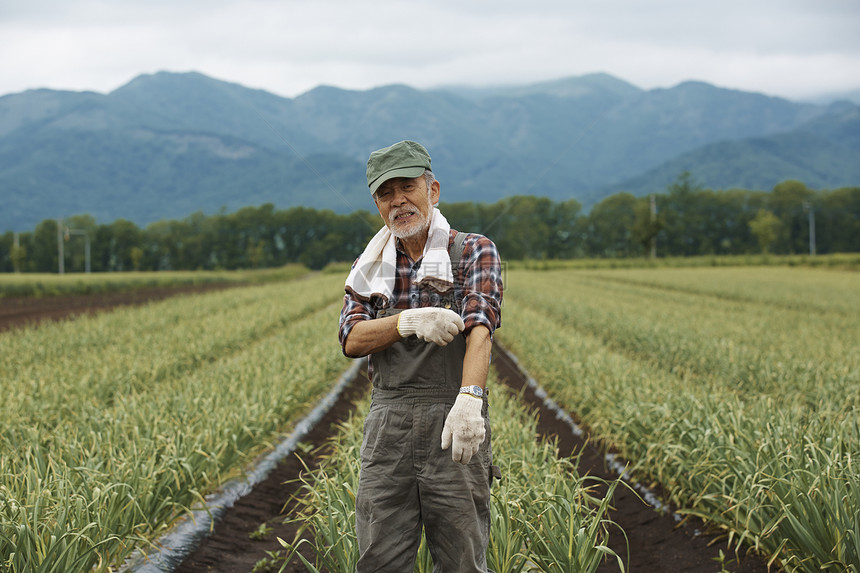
{"left": 1, "top": 71, "right": 858, "bottom": 232}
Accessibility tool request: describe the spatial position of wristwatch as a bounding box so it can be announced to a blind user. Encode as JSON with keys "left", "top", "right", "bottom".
{"left": 459, "top": 385, "right": 484, "bottom": 398}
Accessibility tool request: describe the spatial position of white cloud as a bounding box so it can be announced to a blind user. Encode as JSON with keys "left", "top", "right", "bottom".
{"left": 1, "top": 0, "right": 858, "bottom": 100}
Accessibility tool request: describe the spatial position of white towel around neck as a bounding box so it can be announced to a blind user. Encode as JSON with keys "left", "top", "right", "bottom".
{"left": 345, "top": 207, "right": 453, "bottom": 302}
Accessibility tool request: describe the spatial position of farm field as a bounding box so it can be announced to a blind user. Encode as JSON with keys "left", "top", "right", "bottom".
{"left": 498, "top": 266, "right": 860, "bottom": 572}
{"left": 0, "top": 264, "right": 857, "bottom": 572}
{"left": 0, "top": 274, "right": 352, "bottom": 572}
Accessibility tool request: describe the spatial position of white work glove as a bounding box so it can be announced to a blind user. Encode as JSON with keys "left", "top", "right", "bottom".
{"left": 397, "top": 307, "right": 465, "bottom": 346}
{"left": 441, "top": 393, "right": 485, "bottom": 464}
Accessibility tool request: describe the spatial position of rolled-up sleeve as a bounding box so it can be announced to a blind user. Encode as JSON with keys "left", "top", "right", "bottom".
{"left": 338, "top": 287, "right": 374, "bottom": 355}
{"left": 459, "top": 234, "right": 503, "bottom": 335}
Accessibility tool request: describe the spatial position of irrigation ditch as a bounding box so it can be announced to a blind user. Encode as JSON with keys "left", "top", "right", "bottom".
{"left": 1, "top": 289, "right": 773, "bottom": 572}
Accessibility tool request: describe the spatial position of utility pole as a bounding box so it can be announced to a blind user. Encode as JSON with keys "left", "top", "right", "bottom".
{"left": 66, "top": 228, "right": 91, "bottom": 273}
{"left": 650, "top": 194, "right": 657, "bottom": 259}
{"left": 13, "top": 232, "right": 20, "bottom": 273}
{"left": 803, "top": 201, "right": 816, "bottom": 256}
{"left": 57, "top": 218, "right": 64, "bottom": 274}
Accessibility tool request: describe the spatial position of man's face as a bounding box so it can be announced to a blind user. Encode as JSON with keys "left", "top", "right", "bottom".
{"left": 374, "top": 176, "right": 440, "bottom": 239}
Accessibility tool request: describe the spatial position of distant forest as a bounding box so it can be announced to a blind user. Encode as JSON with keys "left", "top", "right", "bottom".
{"left": 2, "top": 175, "right": 858, "bottom": 273}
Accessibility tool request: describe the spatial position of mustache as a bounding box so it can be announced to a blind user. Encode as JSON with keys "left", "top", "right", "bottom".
{"left": 389, "top": 207, "right": 417, "bottom": 223}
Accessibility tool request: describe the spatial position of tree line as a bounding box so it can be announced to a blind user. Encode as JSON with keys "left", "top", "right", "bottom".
{"left": 2, "top": 175, "right": 858, "bottom": 273}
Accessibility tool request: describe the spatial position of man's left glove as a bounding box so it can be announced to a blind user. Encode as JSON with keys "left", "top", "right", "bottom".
{"left": 441, "top": 393, "right": 485, "bottom": 464}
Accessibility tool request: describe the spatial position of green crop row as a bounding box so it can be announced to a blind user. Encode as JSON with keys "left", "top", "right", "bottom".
{"left": 570, "top": 266, "right": 860, "bottom": 315}
{"left": 498, "top": 267, "right": 860, "bottom": 572}
{"left": 508, "top": 253, "right": 860, "bottom": 272}
{"left": 277, "top": 378, "right": 625, "bottom": 573}
{"left": 0, "top": 274, "right": 349, "bottom": 572}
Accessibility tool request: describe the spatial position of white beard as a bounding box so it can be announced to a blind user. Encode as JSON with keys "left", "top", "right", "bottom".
{"left": 389, "top": 198, "right": 432, "bottom": 239}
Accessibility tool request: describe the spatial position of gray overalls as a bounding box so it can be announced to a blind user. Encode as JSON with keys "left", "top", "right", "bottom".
{"left": 355, "top": 232, "right": 494, "bottom": 573}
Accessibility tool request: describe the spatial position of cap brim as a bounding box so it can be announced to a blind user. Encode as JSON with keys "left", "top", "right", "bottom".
{"left": 369, "top": 166, "right": 427, "bottom": 194}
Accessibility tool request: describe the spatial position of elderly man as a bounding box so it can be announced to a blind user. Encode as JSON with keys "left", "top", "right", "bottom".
{"left": 338, "top": 140, "right": 503, "bottom": 572}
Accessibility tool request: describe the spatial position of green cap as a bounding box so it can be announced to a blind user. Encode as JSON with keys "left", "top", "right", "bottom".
{"left": 366, "top": 140, "right": 431, "bottom": 194}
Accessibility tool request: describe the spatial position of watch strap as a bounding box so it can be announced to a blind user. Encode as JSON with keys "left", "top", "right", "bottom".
{"left": 459, "top": 385, "right": 484, "bottom": 398}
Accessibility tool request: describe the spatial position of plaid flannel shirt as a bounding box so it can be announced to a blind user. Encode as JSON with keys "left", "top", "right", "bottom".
{"left": 338, "top": 230, "right": 502, "bottom": 356}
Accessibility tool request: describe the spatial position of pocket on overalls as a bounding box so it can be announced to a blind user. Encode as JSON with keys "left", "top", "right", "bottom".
{"left": 360, "top": 403, "right": 392, "bottom": 463}
{"left": 489, "top": 464, "right": 502, "bottom": 488}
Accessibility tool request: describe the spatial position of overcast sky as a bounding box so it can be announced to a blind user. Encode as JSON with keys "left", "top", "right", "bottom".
{"left": 2, "top": 0, "right": 859, "bottom": 102}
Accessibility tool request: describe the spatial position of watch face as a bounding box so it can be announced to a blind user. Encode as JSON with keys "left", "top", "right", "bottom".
{"left": 461, "top": 385, "right": 482, "bottom": 397}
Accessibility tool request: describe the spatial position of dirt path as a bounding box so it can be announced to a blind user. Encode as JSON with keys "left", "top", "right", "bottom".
{"left": 0, "top": 284, "right": 239, "bottom": 332}
{"left": 492, "top": 349, "right": 769, "bottom": 573}
{"left": 1, "top": 288, "right": 772, "bottom": 572}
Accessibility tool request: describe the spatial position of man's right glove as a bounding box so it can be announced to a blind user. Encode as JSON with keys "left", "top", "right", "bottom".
{"left": 397, "top": 307, "right": 465, "bottom": 346}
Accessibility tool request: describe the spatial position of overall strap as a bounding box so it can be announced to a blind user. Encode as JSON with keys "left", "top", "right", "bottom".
{"left": 449, "top": 231, "right": 468, "bottom": 279}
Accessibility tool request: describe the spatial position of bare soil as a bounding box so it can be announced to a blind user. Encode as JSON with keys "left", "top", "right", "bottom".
{"left": 1, "top": 287, "right": 772, "bottom": 572}
{"left": 0, "top": 284, "right": 238, "bottom": 332}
